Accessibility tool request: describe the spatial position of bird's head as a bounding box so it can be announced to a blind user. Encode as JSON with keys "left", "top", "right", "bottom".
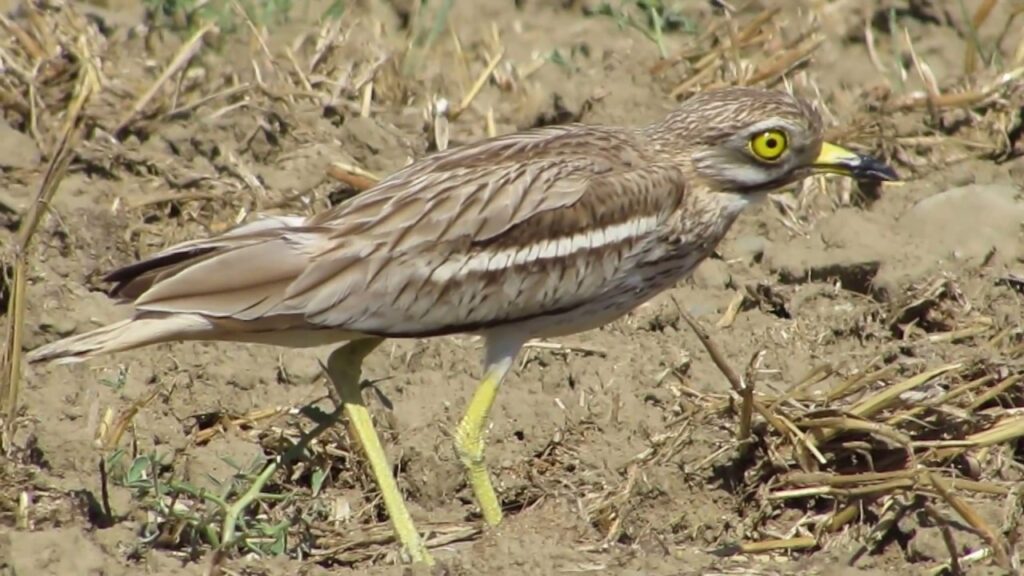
{"left": 652, "top": 87, "right": 898, "bottom": 193}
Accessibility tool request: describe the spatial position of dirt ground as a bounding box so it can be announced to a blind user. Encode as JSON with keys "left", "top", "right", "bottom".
{"left": 2, "top": 0, "right": 1024, "bottom": 574}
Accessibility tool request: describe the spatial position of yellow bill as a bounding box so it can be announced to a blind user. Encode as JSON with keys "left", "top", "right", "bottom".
{"left": 813, "top": 141, "right": 899, "bottom": 181}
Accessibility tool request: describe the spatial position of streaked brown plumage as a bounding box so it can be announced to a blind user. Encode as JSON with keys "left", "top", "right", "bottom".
{"left": 27, "top": 87, "right": 897, "bottom": 564}
{"left": 27, "top": 89, "right": 842, "bottom": 360}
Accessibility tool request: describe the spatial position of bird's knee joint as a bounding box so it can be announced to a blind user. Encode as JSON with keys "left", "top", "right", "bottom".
{"left": 453, "top": 424, "right": 486, "bottom": 467}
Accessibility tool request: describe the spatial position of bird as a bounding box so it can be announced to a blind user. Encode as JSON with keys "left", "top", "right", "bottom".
{"left": 27, "top": 86, "right": 898, "bottom": 565}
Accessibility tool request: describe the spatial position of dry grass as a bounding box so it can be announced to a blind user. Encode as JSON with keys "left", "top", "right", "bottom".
{"left": 1, "top": 1, "right": 102, "bottom": 425}
{"left": 579, "top": 276, "right": 1024, "bottom": 570}
{"left": 1, "top": 0, "right": 1022, "bottom": 573}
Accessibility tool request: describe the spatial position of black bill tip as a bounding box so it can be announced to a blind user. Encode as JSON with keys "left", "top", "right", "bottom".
{"left": 813, "top": 142, "right": 900, "bottom": 182}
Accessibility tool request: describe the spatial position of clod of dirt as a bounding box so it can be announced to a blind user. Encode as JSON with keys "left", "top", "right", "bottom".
{"left": 897, "top": 183, "right": 1024, "bottom": 264}
{"left": 339, "top": 116, "right": 415, "bottom": 175}
{"left": 184, "top": 435, "right": 264, "bottom": 493}
{"left": 872, "top": 183, "right": 1024, "bottom": 297}
{"left": 764, "top": 209, "right": 894, "bottom": 296}
{"left": 766, "top": 183, "right": 1024, "bottom": 300}
{"left": 0, "top": 118, "right": 40, "bottom": 170}
{"left": 731, "top": 234, "right": 771, "bottom": 262}
{"left": 531, "top": 92, "right": 594, "bottom": 128}
{"left": 36, "top": 311, "right": 79, "bottom": 339}
{"left": 0, "top": 189, "right": 22, "bottom": 229}
{"left": 3, "top": 528, "right": 112, "bottom": 576}
{"left": 690, "top": 258, "right": 731, "bottom": 291}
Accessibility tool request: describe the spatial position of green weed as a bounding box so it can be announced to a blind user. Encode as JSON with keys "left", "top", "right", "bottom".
{"left": 584, "top": 0, "right": 696, "bottom": 59}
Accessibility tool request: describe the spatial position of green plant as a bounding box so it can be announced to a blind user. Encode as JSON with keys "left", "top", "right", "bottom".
{"left": 584, "top": 0, "right": 696, "bottom": 59}
{"left": 106, "top": 449, "right": 293, "bottom": 556}
{"left": 142, "top": 0, "right": 310, "bottom": 35}
{"left": 400, "top": 0, "right": 456, "bottom": 76}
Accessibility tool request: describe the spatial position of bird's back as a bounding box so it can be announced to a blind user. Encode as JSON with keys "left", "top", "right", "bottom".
{"left": 98, "top": 123, "right": 690, "bottom": 340}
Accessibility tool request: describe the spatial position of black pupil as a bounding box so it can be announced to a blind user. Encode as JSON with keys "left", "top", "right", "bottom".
{"left": 765, "top": 136, "right": 778, "bottom": 149}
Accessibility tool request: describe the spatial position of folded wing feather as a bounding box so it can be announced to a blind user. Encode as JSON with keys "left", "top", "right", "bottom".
{"left": 29, "top": 124, "right": 685, "bottom": 362}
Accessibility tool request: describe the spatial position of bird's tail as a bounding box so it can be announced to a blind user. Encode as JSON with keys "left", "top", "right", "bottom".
{"left": 26, "top": 314, "right": 212, "bottom": 365}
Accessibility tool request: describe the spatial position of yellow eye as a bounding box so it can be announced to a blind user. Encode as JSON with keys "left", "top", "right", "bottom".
{"left": 749, "top": 130, "right": 788, "bottom": 161}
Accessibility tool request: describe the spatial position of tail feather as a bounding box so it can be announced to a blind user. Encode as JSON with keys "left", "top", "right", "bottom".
{"left": 27, "top": 214, "right": 348, "bottom": 365}
{"left": 26, "top": 314, "right": 213, "bottom": 365}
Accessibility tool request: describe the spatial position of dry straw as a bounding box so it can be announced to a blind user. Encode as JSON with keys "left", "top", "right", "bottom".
{"left": 1, "top": 5, "right": 102, "bottom": 425}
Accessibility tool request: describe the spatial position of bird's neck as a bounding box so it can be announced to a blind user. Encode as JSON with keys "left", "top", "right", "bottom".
{"left": 668, "top": 189, "right": 756, "bottom": 257}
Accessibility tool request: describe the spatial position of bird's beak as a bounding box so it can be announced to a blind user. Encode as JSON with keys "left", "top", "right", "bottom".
{"left": 813, "top": 142, "right": 899, "bottom": 182}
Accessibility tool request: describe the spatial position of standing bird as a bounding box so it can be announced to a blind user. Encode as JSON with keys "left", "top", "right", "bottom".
{"left": 28, "top": 87, "right": 897, "bottom": 564}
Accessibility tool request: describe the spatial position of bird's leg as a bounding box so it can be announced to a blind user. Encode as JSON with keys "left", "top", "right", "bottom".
{"left": 453, "top": 334, "right": 525, "bottom": 526}
{"left": 326, "top": 338, "right": 433, "bottom": 565}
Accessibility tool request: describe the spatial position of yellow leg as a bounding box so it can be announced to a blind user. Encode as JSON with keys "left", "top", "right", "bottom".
{"left": 327, "top": 338, "right": 433, "bottom": 565}
{"left": 453, "top": 334, "right": 524, "bottom": 526}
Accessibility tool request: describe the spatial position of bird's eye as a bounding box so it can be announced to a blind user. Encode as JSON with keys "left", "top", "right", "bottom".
{"left": 748, "top": 130, "right": 788, "bottom": 162}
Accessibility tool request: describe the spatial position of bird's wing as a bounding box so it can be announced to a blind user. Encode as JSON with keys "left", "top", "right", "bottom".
{"left": 106, "top": 214, "right": 307, "bottom": 301}
{"left": 111, "top": 214, "right": 316, "bottom": 321}
{"left": 281, "top": 125, "right": 689, "bottom": 336}
{"left": 118, "top": 124, "right": 687, "bottom": 336}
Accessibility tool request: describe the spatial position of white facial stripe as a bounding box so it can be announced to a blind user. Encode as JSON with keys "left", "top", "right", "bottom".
{"left": 723, "top": 164, "right": 781, "bottom": 188}
{"left": 429, "top": 215, "right": 660, "bottom": 281}
{"left": 738, "top": 118, "right": 798, "bottom": 140}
